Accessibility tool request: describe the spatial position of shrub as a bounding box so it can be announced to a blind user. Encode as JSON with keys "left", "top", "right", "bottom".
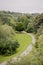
{"left": 15, "top": 22, "right": 24, "bottom": 32}
{"left": 0, "top": 38, "right": 19, "bottom": 55}
{"left": 0, "top": 25, "right": 19, "bottom": 55}
{"left": 26, "top": 23, "right": 33, "bottom": 33}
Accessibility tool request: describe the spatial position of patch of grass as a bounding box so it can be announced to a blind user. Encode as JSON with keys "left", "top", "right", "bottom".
{"left": 14, "top": 33, "right": 32, "bottom": 55}
{"left": 0, "top": 33, "right": 32, "bottom": 63}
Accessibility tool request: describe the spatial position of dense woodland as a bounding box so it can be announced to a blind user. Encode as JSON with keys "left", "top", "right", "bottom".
{"left": 0, "top": 11, "right": 43, "bottom": 65}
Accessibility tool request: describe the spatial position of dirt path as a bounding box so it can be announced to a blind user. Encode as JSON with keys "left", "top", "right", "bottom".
{"left": 19, "top": 32, "right": 35, "bottom": 57}
{"left": 0, "top": 32, "right": 35, "bottom": 65}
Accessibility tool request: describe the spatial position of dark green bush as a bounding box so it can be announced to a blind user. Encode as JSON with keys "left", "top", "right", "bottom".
{"left": 0, "top": 38, "right": 19, "bottom": 55}
{"left": 26, "top": 23, "right": 33, "bottom": 33}
{"left": 15, "top": 22, "right": 24, "bottom": 32}
{"left": 0, "top": 25, "right": 19, "bottom": 55}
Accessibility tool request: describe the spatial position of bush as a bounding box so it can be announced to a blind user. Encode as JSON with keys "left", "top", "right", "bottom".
{"left": 0, "top": 25, "right": 19, "bottom": 55}
{"left": 15, "top": 22, "right": 24, "bottom": 32}
{"left": 33, "top": 14, "right": 43, "bottom": 33}
{"left": 26, "top": 23, "right": 33, "bottom": 33}
{"left": 0, "top": 38, "right": 19, "bottom": 55}
{"left": 0, "top": 24, "right": 15, "bottom": 39}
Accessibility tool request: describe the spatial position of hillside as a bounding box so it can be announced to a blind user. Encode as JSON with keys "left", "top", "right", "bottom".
{"left": 0, "top": 11, "right": 43, "bottom": 65}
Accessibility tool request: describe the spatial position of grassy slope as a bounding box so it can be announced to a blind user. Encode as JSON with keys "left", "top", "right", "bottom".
{"left": 0, "top": 33, "right": 32, "bottom": 63}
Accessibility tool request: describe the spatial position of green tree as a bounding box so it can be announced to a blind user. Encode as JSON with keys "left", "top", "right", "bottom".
{"left": 33, "top": 14, "right": 43, "bottom": 33}
{"left": 26, "top": 23, "right": 33, "bottom": 33}
{"left": 20, "top": 16, "right": 29, "bottom": 30}
{"left": 0, "top": 24, "right": 15, "bottom": 39}
{"left": 0, "top": 24, "right": 19, "bottom": 55}
{"left": 15, "top": 22, "right": 24, "bottom": 32}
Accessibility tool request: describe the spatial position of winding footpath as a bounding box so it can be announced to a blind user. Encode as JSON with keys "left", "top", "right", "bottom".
{"left": 0, "top": 32, "right": 35, "bottom": 65}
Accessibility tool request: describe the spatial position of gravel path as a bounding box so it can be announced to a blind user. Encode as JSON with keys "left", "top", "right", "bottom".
{"left": 0, "top": 32, "right": 35, "bottom": 65}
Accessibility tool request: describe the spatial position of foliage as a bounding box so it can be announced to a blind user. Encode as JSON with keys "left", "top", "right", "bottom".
{"left": 20, "top": 16, "right": 29, "bottom": 30}
{"left": 36, "top": 25, "right": 43, "bottom": 36}
{"left": 7, "top": 34, "right": 43, "bottom": 65}
{"left": 0, "top": 24, "right": 15, "bottom": 38}
{"left": 0, "top": 24, "right": 19, "bottom": 55}
{"left": 0, "top": 38, "right": 19, "bottom": 55}
{"left": 15, "top": 22, "right": 24, "bottom": 32}
{"left": 26, "top": 23, "right": 33, "bottom": 33}
{"left": 0, "top": 11, "right": 43, "bottom": 65}
{"left": 33, "top": 14, "right": 43, "bottom": 33}
{"left": 0, "top": 33, "right": 32, "bottom": 63}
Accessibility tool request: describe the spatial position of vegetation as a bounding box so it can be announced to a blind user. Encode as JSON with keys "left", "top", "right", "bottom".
{"left": 15, "top": 22, "right": 24, "bottom": 32}
{"left": 0, "top": 38, "right": 19, "bottom": 55}
{"left": 0, "top": 11, "right": 43, "bottom": 65}
{"left": 0, "top": 24, "right": 19, "bottom": 55}
{"left": 0, "top": 33, "right": 32, "bottom": 63}
{"left": 14, "top": 33, "right": 32, "bottom": 54}
{"left": 33, "top": 13, "right": 43, "bottom": 33}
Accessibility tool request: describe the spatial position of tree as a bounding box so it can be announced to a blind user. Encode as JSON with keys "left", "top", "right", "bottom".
{"left": 37, "top": 25, "right": 43, "bottom": 36}
{"left": 20, "top": 15, "right": 29, "bottom": 30}
{"left": 0, "top": 38, "right": 19, "bottom": 55}
{"left": 0, "top": 24, "right": 19, "bottom": 55}
{"left": 15, "top": 22, "right": 24, "bottom": 32}
{"left": 1, "top": 16, "right": 10, "bottom": 25}
{"left": 33, "top": 14, "right": 43, "bottom": 33}
{"left": 0, "top": 24, "right": 15, "bottom": 39}
{"left": 26, "top": 23, "right": 33, "bottom": 33}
